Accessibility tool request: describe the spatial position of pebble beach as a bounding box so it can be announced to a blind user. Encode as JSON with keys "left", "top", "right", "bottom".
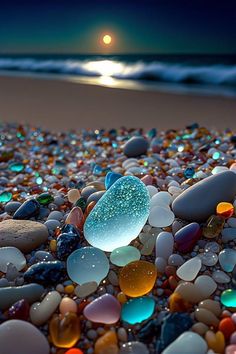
{"left": 0, "top": 122, "right": 236, "bottom": 354}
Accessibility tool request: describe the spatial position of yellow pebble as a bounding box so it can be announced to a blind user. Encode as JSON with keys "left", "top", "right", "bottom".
{"left": 117, "top": 292, "right": 127, "bottom": 304}
{"left": 50, "top": 239, "right": 57, "bottom": 252}
{"left": 64, "top": 285, "right": 74, "bottom": 294}
{"left": 205, "top": 330, "right": 225, "bottom": 354}
{"left": 94, "top": 331, "right": 118, "bottom": 354}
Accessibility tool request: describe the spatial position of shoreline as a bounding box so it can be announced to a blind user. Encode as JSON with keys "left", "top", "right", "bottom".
{"left": 0, "top": 75, "right": 235, "bottom": 131}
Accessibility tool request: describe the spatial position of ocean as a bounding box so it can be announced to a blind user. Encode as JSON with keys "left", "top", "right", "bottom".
{"left": 0, "top": 53, "right": 236, "bottom": 97}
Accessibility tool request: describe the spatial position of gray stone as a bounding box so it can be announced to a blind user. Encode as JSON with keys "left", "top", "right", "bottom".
{"left": 0, "top": 284, "right": 44, "bottom": 310}
{"left": 4, "top": 201, "right": 22, "bottom": 214}
{"left": 0, "top": 219, "right": 48, "bottom": 253}
{"left": 123, "top": 137, "right": 149, "bottom": 157}
{"left": 87, "top": 190, "right": 106, "bottom": 205}
{"left": 172, "top": 171, "right": 236, "bottom": 221}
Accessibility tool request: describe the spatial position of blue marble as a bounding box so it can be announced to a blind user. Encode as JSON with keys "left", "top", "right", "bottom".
{"left": 105, "top": 172, "right": 123, "bottom": 189}
{"left": 84, "top": 176, "right": 150, "bottom": 252}
{"left": 121, "top": 297, "right": 155, "bottom": 324}
{"left": 67, "top": 246, "right": 109, "bottom": 285}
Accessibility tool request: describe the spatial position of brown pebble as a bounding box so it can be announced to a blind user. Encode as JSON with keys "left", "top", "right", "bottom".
{"left": 194, "top": 308, "right": 220, "bottom": 327}
{"left": 165, "top": 265, "right": 176, "bottom": 277}
{"left": 192, "top": 322, "right": 209, "bottom": 336}
{"left": 198, "top": 299, "right": 221, "bottom": 317}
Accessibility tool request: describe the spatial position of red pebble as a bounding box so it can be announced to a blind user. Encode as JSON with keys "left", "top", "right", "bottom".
{"left": 219, "top": 318, "right": 236, "bottom": 340}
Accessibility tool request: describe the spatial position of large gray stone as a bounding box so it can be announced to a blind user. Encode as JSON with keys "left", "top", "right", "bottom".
{"left": 123, "top": 137, "right": 149, "bottom": 157}
{"left": 172, "top": 171, "right": 236, "bottom": 221}
{"left": 0, "top": 219, "right": 48, "bottom": 253}
{"left": 0, "top": 284, "right": 44, "bottom": 310}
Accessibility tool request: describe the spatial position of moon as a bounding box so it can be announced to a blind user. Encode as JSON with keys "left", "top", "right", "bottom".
{"left": 103, "top": 34, "right": 112, "bottom": 45}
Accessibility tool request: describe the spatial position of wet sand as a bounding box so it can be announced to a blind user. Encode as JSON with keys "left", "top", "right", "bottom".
{"left": 0, "top": 75, "right": 235, "bottom": 131}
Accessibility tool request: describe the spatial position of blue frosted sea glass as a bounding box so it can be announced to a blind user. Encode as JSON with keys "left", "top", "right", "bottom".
{"left": 121, "top": 297, "right": 155, "bottom": 324}
{"left": 105, "top": 172, "right": 123, "bottom": 189}
{"left": 67, "top": 246, "right": 109, "bottom": 285}
{"left": 84, "top": 176, "right": 150, "bottom": 252}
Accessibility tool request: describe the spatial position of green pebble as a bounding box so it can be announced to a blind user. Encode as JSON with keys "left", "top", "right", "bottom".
{"left": 0, "top": 192, "right": 12, "bottom": 203}
{"left": 36, "top": 192, "right": 54, "bottom": 205}
{"left": 221, "top": 289, "right": 236, "bottom": 307}
{"left": 75, "top": 197, "right": 87, "bottom": 211}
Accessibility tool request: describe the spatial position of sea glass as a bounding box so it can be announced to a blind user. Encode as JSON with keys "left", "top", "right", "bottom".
{"left": 0, "top": 191, "right": 12, "bottom": 203}
{"left": 216, "top": 202, "right": 234, "bottom": 219}
{"left": 110, "top": 246, "right": 140, "bottom": 267}
{"left": 121, "top": 297, "right": 155, "bottom": 324}
{"left": 49, "top": 312, "right": 80, "bottom": 348}
{"left": 221, "top": 289, "right": 236, "bottom": 307}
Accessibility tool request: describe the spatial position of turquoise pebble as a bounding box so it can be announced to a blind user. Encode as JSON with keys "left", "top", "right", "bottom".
{"left": 184, "top": 167, "right": 195, "bottom": 179}
{"left": 105, "top": 172, "right": 123, "bottom": 189}
{"left": 9, "top": 162, "right": 24, "bottom": 172}
{"left": 84, "top": 176, "right": 150, "bottom": 252}
{"left": 0, "top": 192, "right": 12, "bottom": 203}
{"left": 110, "top": 246, "right": 140, "bottom": 267}
{"left": 67, "top": 247, "right": 109, "bottom": 285}
{"left": 121, "top": 297, "right": 155, "bottom": 324}
{"left": 221, "top": 289, "right": 236, "bottom": 307}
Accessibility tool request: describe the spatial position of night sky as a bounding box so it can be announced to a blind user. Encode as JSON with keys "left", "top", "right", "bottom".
{"left": 0, "top": 0, "right": 235, "bottom": 54}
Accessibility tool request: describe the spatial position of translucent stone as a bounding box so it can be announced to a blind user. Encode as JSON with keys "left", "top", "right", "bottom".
{"left": 59, "top": 297, "right": 77, "bottom": 315}
{"left": 149, "top": 206, "right": 175, "bottom": 227}
{"left": 0, "top": 191, "right": 12, "bottom": 203}
{"left": 0, "top": 247, "right": 26, "bottom": 272}
{"left": 204, "top": 241, "right": 220, "bottom": 253}
{"left": 119, "top": 260, "right": 157, "bottom": 297}
{"left": 150, "top": 191, "right": 172, "bottom": 208}
{"left": 203, "top": 215, "right": 225, "bottom": 238}
{"left": 198, "top": 251, "right": 218, "bottom": 266}
{"left": 65, "top": 207, "right": 84, "bottom": 230}
{"left": 168, "top": 254, "right": 184, "bottom": 267}
{"left": 84, "top": 176, "right": 150, "bottom": 252}
{"left": 49, "top": 312, "right": 80, "bottom": 348}
{"left": 155, "top": 257, "right": 167, "bottom": 273}
{"left": 121, "top": 297, "right": 155, "bottom": 324}
{"left": 9, "top": 162, "right": 24, "bottom": 172}
{"left": 30, "top": 291, "right": 61, "bottom": 326}
{"left": 222, "top": 228, "right": 236, "bottom": 243}
{"left": 74, "top": 281, "right": 98, "bottom": 298}
{"left": 221, "top": 289, "right": 236, "bottom": 307}
{"left": 146, "top": 185, "right": 158, "bottom": 198}
{"left": 212, "top": 270, "right": 230, "bottom": 283}
{"left": 175, "top": 222, "right": 201, "bottom": 253}
{"left": 110, "top": 246, "right": 140, "bottom": 267}
{"left": 120, "top": 342, "right": 149, "bottom": 354}
{"left": 211, "top": 166, "right": 228, "bottom": 175}
{"left": 67, "top": 247, "right": 109, "bottom": 285}
{"left": 162, "top": 332, "right": 207, "bottom": 354}
{"left": 36, "top": 193, "right": 54, "bottom": 205}
{"left": 176, "top": 257, "right": 202, "bottom": 281}
{"left": 83, "top": 294, "right": 121, "bottom": 324}
{"left": 155, "top": 232, "right": 174, "bottom": 260}
{"left": 216, "top": 202, "right": 234, "bottom": 219}
{"left": 219, "top": 249, "right": 236, "bottom": 272}
{"left": 67, "top": 189, "right": 80, "bottom": 203}
{"left": 105, "top": 172, "right": 123, "bottom": 189}
{"left": 194, "top": 275, "right": 217, "bottom": 298}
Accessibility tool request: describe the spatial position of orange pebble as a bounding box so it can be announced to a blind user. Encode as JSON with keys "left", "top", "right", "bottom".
{"left": 216, "top": 202, "right": 234, "bottom": 219}
{"left": 169, "top": 292, "right": 191, "bottom": 313}
{"left": 64, "top": 285, "right": 75, "bottom": 295}
{"left": 168, "top": 276, "right": 178, "bottom": 290}
{"left": 94, "top": 331, "right": 118, "bottom": 354}
{"left": 117, "top": 292, "right": 127, "bottom": 304}
{"left": 50, "top": 239, "right": 57, "bottom": 252}
{"left": 65, "top": 349, "right": 83, "bottom": 354}
{"left": 219, "top": 317, "right": 236, "bottom": 340}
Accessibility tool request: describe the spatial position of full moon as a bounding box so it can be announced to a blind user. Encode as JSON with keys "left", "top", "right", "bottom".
{"left": 103, "top": 34, "right": 112, "bottom": 45}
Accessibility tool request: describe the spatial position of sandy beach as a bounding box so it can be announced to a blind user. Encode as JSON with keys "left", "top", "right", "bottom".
{"left": 0, "top": 75, "right": 235, "bottom": 131}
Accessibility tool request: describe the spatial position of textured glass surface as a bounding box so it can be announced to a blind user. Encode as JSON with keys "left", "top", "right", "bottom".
{"left": 84, "top": 176, "right": 150, "bottom": 252}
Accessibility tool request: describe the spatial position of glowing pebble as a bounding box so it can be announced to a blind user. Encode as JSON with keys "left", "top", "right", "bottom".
{"left": 110, "top": 246, "right": 140, "bottom": 267}
{"left": 84, "top": 176, "right": 150, "bottom": 252}
{"left": 216, "top": 202, "right": 234, "bottom": 219}
{"left": 67, "top": 247, "right": 109, "bottom": 285}
{"left": 119, "top": 260, "right": 157, "bottom": 297}
{"left": 221, "top": 289, "right": 236, "bottom": 307}
{"left": 121, "top": 297, "right": 155, "bottom": 324}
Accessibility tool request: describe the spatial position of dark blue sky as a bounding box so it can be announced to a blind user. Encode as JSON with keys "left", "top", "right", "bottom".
{"left": 0, "top": 0, "right": 235, "bottom": 54}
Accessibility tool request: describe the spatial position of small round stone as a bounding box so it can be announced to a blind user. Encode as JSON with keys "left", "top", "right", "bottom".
{"left": 110, "top": 246, "right": 140, "bottom": 267}
{"left": 83, "top": 294, "right": 121, "bottom": 324}
{"left": 0, "top": 247, "right": 26, "bottom": 272}
{"left": 68, "top": 189, "right": 81, "bottom": 203}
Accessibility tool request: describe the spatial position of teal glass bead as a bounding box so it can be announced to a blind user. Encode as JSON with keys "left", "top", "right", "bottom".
{"left": 84, "top": 176, "right": 150, "bottom": 252}
{"left": 221, "top": 289, "right": 236, "bottom": 307}
{"left": 105, "top": 172, "right": 123, "bottom": 189}
{"left": 67, "top": 246, "right": 109, "bottom": 285}
{"left": 121, "top": 297, "right": 155, "bottom": 324}
{"left": 75, "top": 197, "right": 87, "bottom": 211}
{"left": 0, "top": 191, "right": 12, "bottom": 203}
{"left": 184, "top": 167, "right": 195, "bottom": 179}
{"left": 9, "top": 162, "right": 24, "bottom": 172}
{"left": 36, "top": 193, "right": 54, "bottom": 205}
{"left": 110, "top": 246, "right": 141, "bottom": 267}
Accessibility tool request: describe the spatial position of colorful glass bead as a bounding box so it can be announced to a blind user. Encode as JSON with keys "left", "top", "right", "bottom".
{"left": 184, "top": 167, "right": 195, "bottom": 179}
{"left": 67, "top": 247, "right": 109, "bottom": 285}
{"left": 75, "top": 197, "right": 87, "bottom": 212}
{"left": 221, "top": 289, "right": 236, "bottom": 307}
{"left": 83, "top": 294, "right": 121, "bottom": 324}
{"left": 9, "top": 162, "right": 24, "bottom": 172}
{"left": 219, "top": 249, "right": 236, "bottom": 272}
{"left": 203, "top": 215, "right": 225, "bottom": 238}
{"left": 84, "top": 176, "right": 150, "bottom": 252}
{"left": 49, "top": 312, "right": 80, "bottom": 348}
{"left": 119, "top": 260, "right": 157, "bottom": 297}
{"left": 121, "top": 297, "right": 155, "bottom": 324}
{"left": 216, "top": 202, "right": 234, "bottom": 219}
{"left": 8, "top": 299, "right": 30, "bottom": 320}
{"left": 0, "top": 191, "right": 12, "bottom": 203}
{"left": 110, "top": 246, "right": 140, "bottom": 267}
{"left": 36, "top": 193, "right": 54, "bottom": 205}
{"left": 105, "top": 172, "right": 123, "bottom": 189}
{"left": 175, "top": 222, "right": 202, "bottom": 253}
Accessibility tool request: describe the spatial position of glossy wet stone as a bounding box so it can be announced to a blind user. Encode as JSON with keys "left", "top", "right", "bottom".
{"left": 24, "top": 261, "right": 64, "bottom": 284}
{"left": 57, "top": 232, "right": 81, "bottom": 260}
{"left": 0, "top": 246, "right": 26, "bottom": 272}
{"left": 9, "top": 162, "right": 25, "bottom": 172}
{"left": 8, "top": 299, "right": 30, "bottom": 320}
{"left": 219, "top": 249, "right": 236, "bottom": 272}
{"left": 13, "top": 199, "right": 40, "bottom": 219}
{"left": 0, "top": 191, "right": 12, "bottom": 203}
{"left": 67, "top": 247, "right": 109, "bottom": 285}
{"left": 162, "top": 331, "right": 207, "bottom": 354}
{"left": 83, "top": 294, "right": 121, "bottom": 324}
{"left": 155, "top": 232, "right": 174, "bottom": 259}
{"left": 30, "top": 291, "right": 61, "bottom": 326}
{"left": 120, "top": 342, "right": 149, "bottom": 354}
{"left": 203, "top": 215, "right": 225, "bottom": 238}
{"left": 84, "top": 176, "right": 150, "bottom": 252}
{"left": 216, "top": 202, "right": 234, "bottom": 219}
{"left": 49, "top": 312, "right": 80, "bottom": 348}
{"left": 36, "top": 192, "right": 54, "bottom": 205}
{"left": 121, "top": 297, "right": 155, "bottom": 324}
{"left": 0, "top": 319, "right": 50, "bottom": 354}
{"left": 110, "top": 246, "right": 140, "bottom": 267}
{"left": 119, "top": 260, "right": 157, "bottom": 297}
{"left": 172, "top": 171, "right": 236, "bottom": 221}
{"left": 105, "top": 171, "right": 123, "bottom": 189}
{"left": 65, "top": 206, "right": 84, "bottom": 230}
{"left": 221, "top": 289, "right": 236, "bottom": 307}
{"left": 176, "top": 257, "right": 202, "bottom": 281}
{"left": 123, "top": 136, "right": 149, "bottom": 157}
{"left": 175, "top": 222, "right": 202, "bottom": 253}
